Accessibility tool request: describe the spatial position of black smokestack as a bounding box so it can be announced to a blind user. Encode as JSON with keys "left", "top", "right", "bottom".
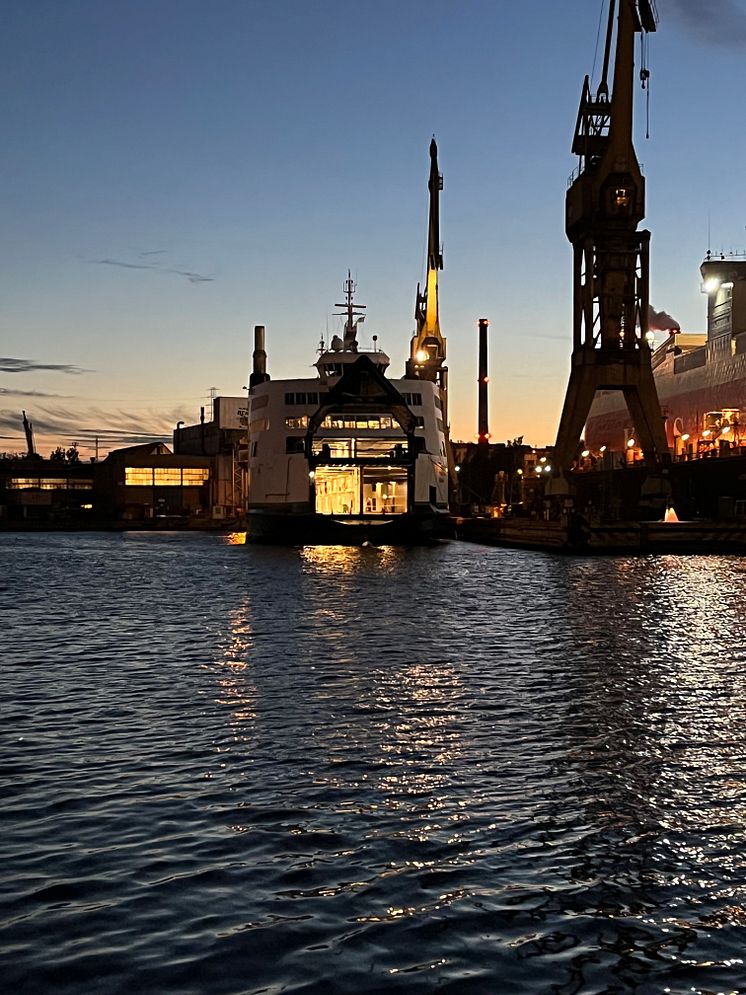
{"left": 250, "top": 325, "right": 270, "bottom": 389}
{"left": 478, "top": 319, "right": 489, "bottom": 446}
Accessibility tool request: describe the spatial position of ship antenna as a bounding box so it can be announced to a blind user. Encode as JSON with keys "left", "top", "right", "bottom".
{"left": 334, "top": 269, "right": 366, "bottom": 351}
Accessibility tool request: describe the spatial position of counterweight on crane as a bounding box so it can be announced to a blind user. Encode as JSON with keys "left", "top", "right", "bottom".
{"left": 550, "top": 0, "right": 668, "bottom": 489}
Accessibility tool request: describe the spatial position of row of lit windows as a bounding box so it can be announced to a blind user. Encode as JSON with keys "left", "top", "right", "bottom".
{"left": 283, "top": 416, "right": 427, "bottom": 434}
{"left": 124, "top": 468, "right": 210, "bottom": 487}
{"left": 321, "top": 415, "right": 397, "bottom": 430}
{"left": 7, "top": 478, "right": 93, "bottom": 490}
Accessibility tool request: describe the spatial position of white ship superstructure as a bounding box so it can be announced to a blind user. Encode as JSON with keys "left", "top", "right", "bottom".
{"left": 245, "top": 275, "right": 450, "bottom": 543}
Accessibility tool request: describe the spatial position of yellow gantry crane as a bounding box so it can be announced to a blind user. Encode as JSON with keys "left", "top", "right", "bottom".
{"left": 550, "top": 0, "right": 669, "bottom": 490}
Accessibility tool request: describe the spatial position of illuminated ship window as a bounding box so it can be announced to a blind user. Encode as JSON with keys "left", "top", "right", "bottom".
{"left": 320, "top": 415, "right": 395, "bottom": 430}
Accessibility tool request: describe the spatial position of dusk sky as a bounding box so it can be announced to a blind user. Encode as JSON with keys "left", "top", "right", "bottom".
{"left": 3, "top": 0, "right": 746, "bottom": 457}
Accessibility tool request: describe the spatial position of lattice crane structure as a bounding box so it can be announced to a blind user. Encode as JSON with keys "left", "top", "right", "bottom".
{"left": 550, "top": 0, "right": 669, "bottom": 492}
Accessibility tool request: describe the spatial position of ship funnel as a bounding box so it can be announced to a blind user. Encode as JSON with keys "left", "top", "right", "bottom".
{"left": 250, "top": 324, "right": 270, "bottom": 389}
{"left": 478, "top": 319, "right": 489, "bottom": 446}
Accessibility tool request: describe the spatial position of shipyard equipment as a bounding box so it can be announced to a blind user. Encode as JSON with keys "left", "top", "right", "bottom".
{"left": 551, "top": 0, "right": 669, "bottom": 490}
{"left": 477, "top": 319, "right": 490, "bottom": 445}
{"left": 406, "top": 139, "right": 448, "bottom": 412}
{"left": 22, "top": 410, "right": 36, "bottom": 458}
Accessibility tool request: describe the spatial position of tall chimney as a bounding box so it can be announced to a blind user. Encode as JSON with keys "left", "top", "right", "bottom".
{"left": 250, "top": 324, "right": 270, "bottom": 389}
{"left": 478, "top": 318, "right": 489, "bottom": 446}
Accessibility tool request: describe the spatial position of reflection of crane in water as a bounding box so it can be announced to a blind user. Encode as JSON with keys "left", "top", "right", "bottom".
{"left": 550, "top": 0, "right": 669, "bottom": 495}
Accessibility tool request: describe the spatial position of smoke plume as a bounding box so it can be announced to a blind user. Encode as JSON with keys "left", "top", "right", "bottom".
{"left": 648, "top": 305, "right": 681, "bottom": 331}
{"left": 664, "top": 0, "right": 746, "bottom": 46}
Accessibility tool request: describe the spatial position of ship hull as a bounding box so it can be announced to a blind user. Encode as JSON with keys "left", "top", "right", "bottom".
{"left": 585, "top": 348, "right": 746, "bottom": 450}
{"left": 246, "top": 508, "right": 452, "bottom": 545}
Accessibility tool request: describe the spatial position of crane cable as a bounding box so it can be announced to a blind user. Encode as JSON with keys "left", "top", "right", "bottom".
{"left": 640, "top": 30, "right": 651, "bottom": 139}
{"left": 591, "top": 0, "right": 607, "bottom": 88}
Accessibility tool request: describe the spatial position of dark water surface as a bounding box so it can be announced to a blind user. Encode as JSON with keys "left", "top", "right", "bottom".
{"left": 3, "top": 533, "right": 746, "bottom": 994}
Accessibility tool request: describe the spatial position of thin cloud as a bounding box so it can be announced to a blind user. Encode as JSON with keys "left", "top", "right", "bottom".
{"left": 0, "top": 403, "right": 187, "bottom": 451}
{"left": 0, "top": 387, "right": 73, "bottom": 398}
{"left": 0, "top": 358, "right": 89, "bottom": 375}
{"left": 96, "top": 258, "right": 155, "bottom": 272}
{"left": 664, "top": 0, "right": 746, "bottom": 45}
{"left": 91, "top": 257, "right": 214, "bottom": 283}
{"left": 169, "top": 269, "right": 214, "bottom": 283}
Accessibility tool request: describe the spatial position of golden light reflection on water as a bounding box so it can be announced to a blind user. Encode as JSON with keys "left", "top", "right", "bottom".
{"left": 369, "top": 662, "right": 464, "bottom": 834}
{"left": 299, "top": 544, "right": 403, "bottom": 574}
{"left": 212, "top": 598, "right": 257, "bottom": 730}
{"left": 223, "top": 532, "right": 246, "bottom": 546}
{"left": 222, "top": 531, "right": 247, "bottom": 545}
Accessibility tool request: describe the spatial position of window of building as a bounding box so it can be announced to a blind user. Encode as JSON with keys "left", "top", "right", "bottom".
{"left": 124, "top": 467, "right": 209, "bottom": 487}
{"left": 181, "top": 468, "right": 210, "bottom": 486}
{"left": 154, "top": 468, "right": 182, "bottom": 486}
{"left": 7, "top": 477, "right": 93, "bottom": 490}
{"left": 285, "top": 415, "right": 309, "bottom": 429}
{"left": 124, "top": 468, "right": 153, "bottom": 486}
{"left": 286, "top": 437, "right": 305, "bottom": 454}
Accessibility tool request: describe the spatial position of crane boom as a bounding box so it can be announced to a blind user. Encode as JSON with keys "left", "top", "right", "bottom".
{"left": 406, "top": 139, "right": 447, "bottom": 395}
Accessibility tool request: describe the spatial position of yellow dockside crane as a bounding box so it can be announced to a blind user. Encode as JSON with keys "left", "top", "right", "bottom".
{"left": 550, "top": 0, "right": 669, "bottom": 494}
{"left": 405, "top": 139, "right": 458, "bottom": 488}
{"left": 406, "top": 139, "right": 448, "bottom": 416}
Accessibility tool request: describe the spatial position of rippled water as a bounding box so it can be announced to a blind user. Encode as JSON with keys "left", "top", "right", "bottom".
{"left": 3, "top": 533, "right": 746, "bottom": 994}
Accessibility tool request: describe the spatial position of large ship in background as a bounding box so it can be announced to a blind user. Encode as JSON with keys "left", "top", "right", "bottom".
{"left": 584, "top": 254, "right": 746, "bottom": 458}
{"left": 244, "top": 141, "right": 452, "bottom": 544}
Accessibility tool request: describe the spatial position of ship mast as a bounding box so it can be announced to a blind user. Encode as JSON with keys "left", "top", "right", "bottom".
{"left": 550, "top": 0, "right": 669, "bottom": 486}
{"left": 335, "top": 271, "right": 366, "bottom": 351}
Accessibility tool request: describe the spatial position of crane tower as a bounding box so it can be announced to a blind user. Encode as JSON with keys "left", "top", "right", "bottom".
{"left": 550, "top": 0, "right": 669, "bottom": 489}
{"left": 406, "top": 139, "right": 448, "bottom": 418}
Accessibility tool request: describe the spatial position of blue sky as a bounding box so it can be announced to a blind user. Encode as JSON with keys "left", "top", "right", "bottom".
{"left": 2, "top": 0, "right": 746, "bottom": 456}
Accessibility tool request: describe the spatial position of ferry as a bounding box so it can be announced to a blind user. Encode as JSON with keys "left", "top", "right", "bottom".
{"left": 245, "top": 142, "right": 452, "bottom": 545}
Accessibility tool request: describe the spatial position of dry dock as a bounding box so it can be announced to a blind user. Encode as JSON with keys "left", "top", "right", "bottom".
{"left": 453, "top": 516, "right": 746, "bottom": 554}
